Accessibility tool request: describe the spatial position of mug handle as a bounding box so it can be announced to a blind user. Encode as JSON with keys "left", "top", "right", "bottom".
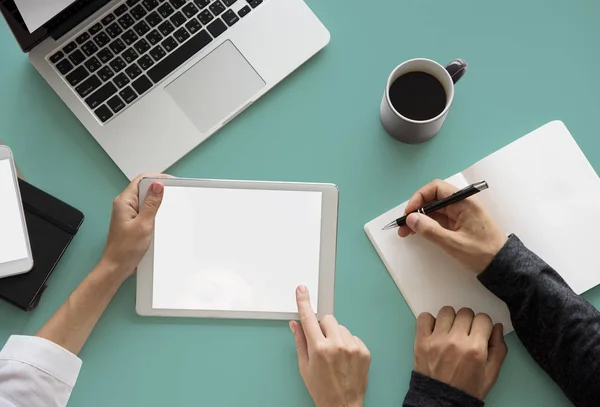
{"left": 445, "top": 59, "right": 468, "bottom": 84}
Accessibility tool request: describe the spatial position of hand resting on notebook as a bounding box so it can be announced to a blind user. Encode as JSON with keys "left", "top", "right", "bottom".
{"left": 397, "top": 179, "right": 507, "bottom": 273}
{"left": 411, "top": 307, "right": 506, "bottom": 401}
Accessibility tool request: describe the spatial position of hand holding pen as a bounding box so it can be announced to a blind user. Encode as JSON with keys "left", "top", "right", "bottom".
{"left": 395, "top": 179, "right": 507, "bottom": 273}
{"left": 383, "top": 181, "right": 488, "bottom": 230}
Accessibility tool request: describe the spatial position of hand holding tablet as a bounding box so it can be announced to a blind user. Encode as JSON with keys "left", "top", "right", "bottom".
{"left": 136, "top": 177, "right": 339, "bottom": 320}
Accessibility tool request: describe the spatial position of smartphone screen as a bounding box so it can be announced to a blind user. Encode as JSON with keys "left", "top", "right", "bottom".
{"left": 0, "top": 158, "right": 28, "bottom": 264}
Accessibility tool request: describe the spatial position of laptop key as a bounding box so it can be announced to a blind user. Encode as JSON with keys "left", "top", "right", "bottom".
{"left": 125, "top": 65, "right": 143, "bottom": 80}
{"left": 76, "top": 32, "right": 90, "bottom": 44}
{"left": 137, "top": 54, "right": 155, "bottom": 70}
{"left": 142, "top": 0, "right": 160, "bottom": 11}
{"left": 209, "top": 1, "right": 225, "bottom": 16}
{"left": 170, "top": 11, "right": 186, "bottom": 27}
{"left": 132, "top": 75, "right": 153, "bottom": 94}
{"left": 56, "top": 59, "right": 74, "bottom": 75}
{"left": 107, "top": 95, "right": 126, "bottom": 113}
{"left": 50, "top": 51, "right": 64, "bottom": 63}
{"left": 130, "top": 4, "right": 147, "bottom": 19}
{"left": 113, "top": 72, "right": 130, "bottom": 88}
{"left": 161, "top": 36, "right": 178, "bottom": 52}
{"left": 237, "top": 5, "right": 250, "bottom": 17}
{"left": 134, "top": 38, "right": 151, "bottom": 54}
{"left": 146, "top": 11, "right": 162, "bottom": 27}
{"left": 75, "top": 75, "right": 102, "bottom": 97}
{"left": 147, "top": 29, "right": 163, "bottom": 45}
{"left": 120, "top": 86, "right": 138, "bottom": 103}
{"left": 63, "top": 41, "right": 77, "bottom": 54}
{"left": 248, "top": 0, "right": 262, "bottom": 8}
{"left": 198, "top": 10, "right": 213, "bottom": 25}
{"left": 66, "top": 66, "right": 89, "bottom": 86}
{"left": 185, "top": 18, "right": 202, "bottom": 34}
{"left": 85, "top": 82, "right": 118, "bottom": 109}
{"left": 106, "top": 22, "right": 123, "bottom": 38}
{"left": 84, "top": 56, "right": 102, "bottom": 72}
{"left": 68, "top": 50, "right": 86, "bottom": 65}
{"left": 97, "top": 48, "right": 115, "bottom": 63}
{"left": 173, "top": 27, "right": 190, "bottom": 43}
{"left": 127, "top": 0, "right": 141, "bottom": 6}
{"left": 95, "top": 105, "right": 114, "bottom": 122}
{"left": 93, "top": 32, "right": 111, "bottom": 47}
{"left": 169, "top": 0, "right": 187, "bottom": 8}
{"left": 133, "top": 21, "right": 151, "bottom": 36}
{"left": 98, "top": 66, "right": 115, "bottom": 81}
{"left": 149, "top": 45, "right": 167, "bottom": 61}
{"left": 207, "top": 18, "right": 227, "bottom": 38}
{"left": 89, "top": 23, "right": 103, "bottom": 35}
{"left": 114, "top": 4, "right": 128, "bottom": 17}
{"left": 82, "top": 40, "right": 99, "bottom": 56}
{"left": 109, "top": 56, "right": 127, "bottom": 72}
{"left": 222, "top": 9, "right": 238, "bottom": 26}
{"left": 158, "top": 20, "right": 175, "bottom": 36}
{"left": 194, "top": 0, "right": 210, "bottom": 8}
{"left": 122, "top": 29, "right": 139, "bottom": 45}
{"left": 109, "top": 38, "right": 126, "bottom": 54}
{"left": 118, "top": 13, "right": 135, "bottom": 29}
{"left": 182, "top": 3, "right": 198, "bottom": 18}
{"left": 148, "top": 29, "right": 212, "bottom": 83}
{"left": 101, "top": 13, "right": 116, "bottom": 26}
{"left": 122, "top": 48, "right": 139, "bottom": 63}
{"left": 158, "top": 3, "right": 175, "bottom": 17}
{"left": 222, "top": 0, "right": 236, "bottom": 5}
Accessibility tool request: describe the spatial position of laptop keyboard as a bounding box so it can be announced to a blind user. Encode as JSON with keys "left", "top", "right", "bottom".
{"left": 47, "top": 0, "right": 263, "bottom": 124}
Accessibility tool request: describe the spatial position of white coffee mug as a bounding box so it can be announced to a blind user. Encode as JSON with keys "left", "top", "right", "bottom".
{"left": 380, "top": 58, "right": 467, "bottom": 144}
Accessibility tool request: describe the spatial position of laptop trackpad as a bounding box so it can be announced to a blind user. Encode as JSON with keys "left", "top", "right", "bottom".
{"left": 166, "top": 41, "right": 266, "bottom": 133}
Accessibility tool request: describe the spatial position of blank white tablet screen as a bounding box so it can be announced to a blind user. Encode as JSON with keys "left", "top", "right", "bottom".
{"left": 152, "top": 187, "right": 322, "bottom": 313}
{"left": 0, "top": 159, "right": 28, "bottom": 264}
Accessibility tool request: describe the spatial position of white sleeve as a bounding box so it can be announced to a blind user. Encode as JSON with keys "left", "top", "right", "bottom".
{"left": 0, "top": 336, "right": 82, "bottom": 407}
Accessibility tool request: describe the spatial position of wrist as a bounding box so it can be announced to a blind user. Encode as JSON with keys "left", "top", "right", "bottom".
{"left": 96, "top": 257, "right": 132, "bottom": 284}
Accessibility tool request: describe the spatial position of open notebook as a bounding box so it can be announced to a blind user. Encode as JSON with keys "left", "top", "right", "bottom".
{"left": 365, "top": 121, "right": 600, "bottom": 334}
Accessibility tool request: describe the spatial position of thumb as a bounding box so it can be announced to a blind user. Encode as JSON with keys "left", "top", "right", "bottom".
{"left": 406, "top": 213, "right": 453, "bottom": 247}
{"left": 140, "top": 181, "right": 164, "bottom": 221}
{"left": 289, "top": 321, "right": 309, "bottom": 370}
{"left": 486, "top": 323, "right": 508, "bottom": 380}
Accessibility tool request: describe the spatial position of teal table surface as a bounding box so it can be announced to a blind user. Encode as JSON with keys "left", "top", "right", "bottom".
{"left": 1, "top": 0, "right": 599, "bottom": 405}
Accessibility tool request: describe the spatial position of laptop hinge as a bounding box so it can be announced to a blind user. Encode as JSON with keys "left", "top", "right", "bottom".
{"left": 48, "top": 0, "right": 112, "bottom": 40}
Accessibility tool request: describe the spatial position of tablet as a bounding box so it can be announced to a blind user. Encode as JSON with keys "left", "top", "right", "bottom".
{"left": 0, "top": 146, "right": 33, "bottom": 279}
{"left": 136, "top": 178, "right": 338, "bottom": 320}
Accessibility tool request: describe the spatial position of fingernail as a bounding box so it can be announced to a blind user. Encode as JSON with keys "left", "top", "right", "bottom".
{"left": 151, "top": 182, "right": 164, "bottom": 194}
{"left": 406, "top": 213, "right": 419, "bottom": 230}
{"left": 289, "top": 321, "right": 296, "bottom": 333}
{"left": 297, "top": 285, "right": 307, "bottom": 294}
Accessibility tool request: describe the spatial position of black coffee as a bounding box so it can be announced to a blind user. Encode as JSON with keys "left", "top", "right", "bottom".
{"left": 389, "top": 72, "right": 447, "bottom": 121}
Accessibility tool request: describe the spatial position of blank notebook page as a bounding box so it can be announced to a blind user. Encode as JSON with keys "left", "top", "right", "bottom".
{"left": 364, "top": 174, "right": 513, "bottom": 333}
{"left": 153, "top": 187, "right": 323, "bottom": 313}
{"left": 463, "top": 121, "right": 600, "bottom": 294}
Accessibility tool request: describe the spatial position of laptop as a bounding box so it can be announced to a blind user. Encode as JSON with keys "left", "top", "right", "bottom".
{"left": 0, "top": 0, "right": 330, "bottom": 179}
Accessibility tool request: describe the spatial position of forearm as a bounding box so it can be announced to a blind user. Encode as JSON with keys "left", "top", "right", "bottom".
{"left": 478, "top": 235, "right": 600, "bottom": 406}
{"left": 36, "top": 259, "right": 127, "bottom": 355}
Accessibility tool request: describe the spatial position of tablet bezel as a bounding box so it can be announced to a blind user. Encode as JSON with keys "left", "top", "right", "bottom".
{"left": 136, "top": 177, "right": 338, "bottom": 320}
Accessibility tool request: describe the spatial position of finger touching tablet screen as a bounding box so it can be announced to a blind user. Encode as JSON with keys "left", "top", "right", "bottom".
{"left": 136, "top": 178, "right": 338, "bottom": 320}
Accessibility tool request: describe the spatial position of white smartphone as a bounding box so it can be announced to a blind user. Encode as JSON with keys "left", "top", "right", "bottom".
{"left": 0, "top": 146, "right": 33, "bottom": 278}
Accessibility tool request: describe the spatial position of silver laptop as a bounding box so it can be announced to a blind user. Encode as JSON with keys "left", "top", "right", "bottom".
{"left": 1, "top": 0, "right": 329, "bottom": 179}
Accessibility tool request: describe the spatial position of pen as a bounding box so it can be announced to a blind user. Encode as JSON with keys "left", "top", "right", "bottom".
{"left": 382, "top": 181, "right": 489, "bottom": 230}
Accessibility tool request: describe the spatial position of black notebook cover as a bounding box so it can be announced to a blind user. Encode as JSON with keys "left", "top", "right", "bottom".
{"left": 0, "top": 180, "right": 84, "bottom": 311}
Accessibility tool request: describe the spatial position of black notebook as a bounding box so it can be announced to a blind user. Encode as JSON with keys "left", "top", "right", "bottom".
{"left": 0, "top": 180, "right": 84, "bottom": 310}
